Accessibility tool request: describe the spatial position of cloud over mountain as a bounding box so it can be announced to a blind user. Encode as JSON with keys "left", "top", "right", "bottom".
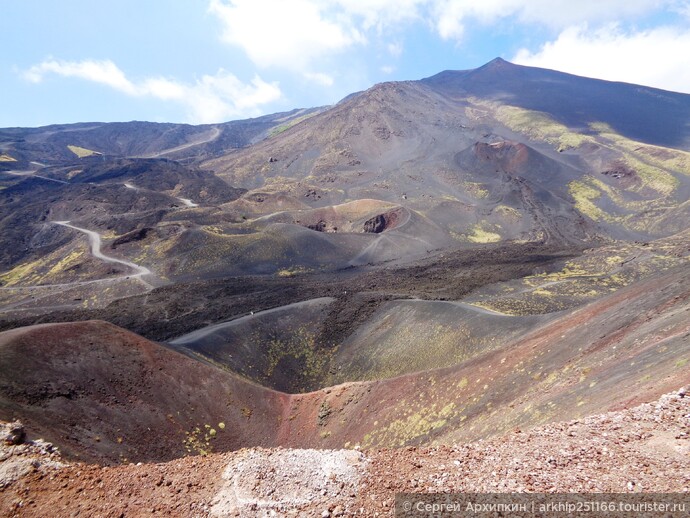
{"left": 24, "top": 59, "right": 282, "bottom": 124}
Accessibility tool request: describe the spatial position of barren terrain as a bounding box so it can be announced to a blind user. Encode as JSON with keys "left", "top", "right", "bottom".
{"left": 0, "top": 58, "right": 689, "bottom": 515}
{"left": 1, "top": 389, "right": 687, "bottom": 516}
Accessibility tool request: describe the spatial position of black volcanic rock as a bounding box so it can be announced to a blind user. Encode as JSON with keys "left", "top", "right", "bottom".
{"left": 60, "top": 157, "right": 245, "bottom": 205}
{"left": 363, "top": 214, "right": 387, "bottom": 233}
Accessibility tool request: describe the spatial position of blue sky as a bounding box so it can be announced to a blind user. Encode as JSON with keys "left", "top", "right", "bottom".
{"left": 3, "top": 0, "right": 690, "bottom": 127}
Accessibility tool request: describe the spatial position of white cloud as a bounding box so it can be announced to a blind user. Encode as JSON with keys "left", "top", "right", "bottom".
{"left": 180, "top": 72, "right": 282, "bottom": 123}
{"left": 23, "top": 59, "right": 281, "bottom": 123}
{"left": 381, "top": 65, "right": 395, "bottom": 74}
{"left": 514, "top": 24, "right": 690, "bottom": 94}
{"left": 208, "top": 0, "right": 365, "bottom": 70}
{"left": 431, "top": 0, "right": 467, "bottom": 40}
{"left": 207, "top": 0, "right": 425, "bottom": 76}
{"left": 387, "top": 41, "right": 403, "bottom": 57}
{"left": 335, "top": 0, "right": 423, "bottom": 30}
{"left": 208, "top": 0, "right": 673, "bottom": 74}
{"left": 304, "top": 71, "right": 335, "bottom": 86}
{"left": 670, "top": 0, "right": 690, "bottom": 18}
{"left": 430, "top": 0, "right": 667, "bottom": 40}
{"left": 24, "top": 59, "right": 138, "bottom": 95}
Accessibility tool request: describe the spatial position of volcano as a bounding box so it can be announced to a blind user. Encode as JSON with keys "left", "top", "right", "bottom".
{"left": 0, "top": 60, "right": 688, "bottom": 485}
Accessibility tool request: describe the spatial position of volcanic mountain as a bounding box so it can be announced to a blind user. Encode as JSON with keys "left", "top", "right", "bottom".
{"left": 0, "top": 59, "right": 688, "bottom": 474}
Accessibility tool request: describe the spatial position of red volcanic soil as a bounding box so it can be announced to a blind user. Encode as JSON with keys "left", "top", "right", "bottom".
{"left": 1, "top": 389, "right": 687, "bottom": 517}
{"left": 0, "top": 321, "right": 288, "bottom": 464}
{"left": 473, "top": 141, "right": 530, "bottom": 174}
{"left": 1, "top": 264, "right": 689, "bottom": 463}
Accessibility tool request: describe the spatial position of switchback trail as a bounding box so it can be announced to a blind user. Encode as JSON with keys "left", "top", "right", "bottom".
{"left": 53, "top": 221, "right": 153, "bottom": 288}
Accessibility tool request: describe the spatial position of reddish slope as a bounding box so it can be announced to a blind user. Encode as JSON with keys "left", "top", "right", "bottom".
{"left": 280, "top": 265, "right": 690, "bottom": 449}
{"left": 0, "top": 321, "right": 288, "bottom": 464}
{"left": 1, "top": 390, "right": 688, "bottom": 516}
{"left": 1, "top": 264, "right": 687, "bottom": 462}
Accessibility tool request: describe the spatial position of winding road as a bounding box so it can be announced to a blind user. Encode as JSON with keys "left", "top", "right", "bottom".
{"left": 53, "top": 221, "right": 153, "bottom": 287}
{"left": 5, "top": 170, "right": 68, "bottom": 184}
{"left": 124, "top": 182, "right": 198, "bottom": 207}
{"left": 169, "top": 297, "right": 336, "bottom": 345}
{"left": 406, "top": 298, "right": 512, "bottom": 317}
{"left": 138, "top": 126, "right": 222, "bottom": 158}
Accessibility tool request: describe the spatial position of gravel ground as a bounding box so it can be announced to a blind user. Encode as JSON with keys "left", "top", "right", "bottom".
{"left": 1, "top": 388, "right": 688, "bottom": 517}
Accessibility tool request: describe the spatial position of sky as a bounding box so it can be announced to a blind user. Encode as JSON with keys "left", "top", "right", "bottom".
{"left": 3, "top": 0, "right": 690, "bottom": 127}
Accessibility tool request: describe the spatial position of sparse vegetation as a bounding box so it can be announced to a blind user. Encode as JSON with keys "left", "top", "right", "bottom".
{"left": 277, "top": 266, "right": 310, "bottom": 277}
{"left": 183, "top": 424, "right": 217, "bottom": 456}
{"left": 466, "top": 222, "right": 502, "bottom": 243}
{"left": 67, "top": 144, "right": 101, "bottom": 158}
{"left": 269, "top": 111, "right": 320, "bottom": 137}
{"left": 568, "top": 179, "right": 608, "bottom": 222}
{"left": 471, "top": 98, "right": 596, "bottom": 151}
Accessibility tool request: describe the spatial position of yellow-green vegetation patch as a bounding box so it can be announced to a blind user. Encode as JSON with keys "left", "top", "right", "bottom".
{"left": 568, "top": 179, "right": 609, "bottom": 222}
{"left": 460, "top": 181, "right": 489, "bottom": 199}
{"left": 183, "top": 423, "right": 221, "bottom": 456}
{"left": 622, "top": 155, "right": 678, "bottom": 196}
{"left": 605, "top": 255, "right": 624, "bottom": 266}
{"left": 203, "top": 225, "right": 227, "bottom": 236}
{"left": 466, "top": 222, "right": 501, "bottom": 243}
{"left": 46, "top": 249, "right": 83, "bottom": 278}
{"left": 263, "top": 327, "right": 331, "bottom": 389}
{"left": 588, "top": 122, "right": 681, "bottom": 195}
{"left": 0, "top": 259, "right": 44, "bottom": 286}
{"left": 471, "top": 99, "right": 596, "bottom": 151}
{"left": 494, "top": 205, "right": 522, "bottom": 222}
{"left": 334, "top": 318, "right": 495, "bottom": 383}
{"left": 269, "top": 112, "right": 320, "bottom": 137}
{"left": 0, "top": 153, "right": 17, "bottom": 162}
{"left": 362, "top": 401, "right": 457, "bottom": 448}
{"left": 0, "top": 248, "right": 85, "bottom": 287}
{"left": 531, "top": 288, "right": 553, "bottom": 297}
{"left": 467, "top": 237, "right": 688, "bottom": 315}
{"left": 569, "top": 174, "right": 680, "bottom": 232}
{"left": 591, "top": 122, "right": 690, "bottom": 177}
{"left": 586, "top": 176, "right": 656, "bottom": 213}
{"left": 67, "top": 145, "right": 101, "bottom": 158}
{"left": 276, "top": 266, "right": 311, "bottom": 277}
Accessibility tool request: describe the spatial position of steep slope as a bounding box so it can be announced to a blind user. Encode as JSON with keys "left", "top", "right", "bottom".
{"left": 0, "top": 321, "right": 287, "bottom": 464}
{"left": 1, "top": 59, "right": 689, "bottom": 469}
{"left": 4, "top": 59, "right": 689, "bottom": 310}
{"left": 2, "top": 391, "right": 688, "bottom": 516}
{"left": 1, "top": 264, "right": 687, "bottom": 464}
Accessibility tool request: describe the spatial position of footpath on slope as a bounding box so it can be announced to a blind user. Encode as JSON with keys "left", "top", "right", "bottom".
{"left": 53, "top": 221, "right": 154, "bottom": 289}
{"left": 0, "top": 387, "right": 688, "bottom": 517}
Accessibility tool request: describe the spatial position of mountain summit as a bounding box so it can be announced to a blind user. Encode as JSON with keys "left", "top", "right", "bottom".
{"left": 423, "top": 58, "right": 690, "bottom": 148}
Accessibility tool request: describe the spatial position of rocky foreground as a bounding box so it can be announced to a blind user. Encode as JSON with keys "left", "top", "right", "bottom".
{"left": 0, "top": 388, "right": 688, "bottom": 517}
